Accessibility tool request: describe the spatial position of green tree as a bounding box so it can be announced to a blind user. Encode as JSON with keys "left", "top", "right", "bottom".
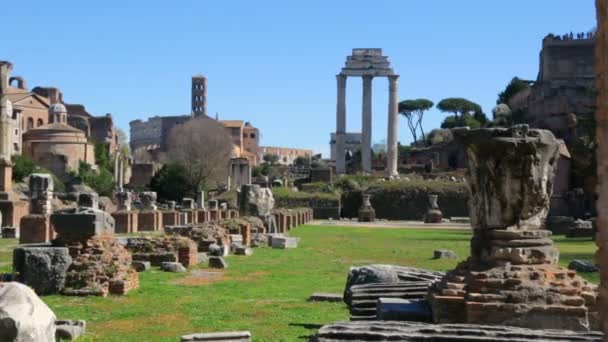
{"left": 398, "top": 99, "right": 434, "bottom": 144}
{"left": 436, "top": 98, "right": 482, "bottom": 119}
{"left": 78, "top": 161, "right": 114, "bottom": 197}
{"left": 441, "top": 113, "right": 483, "bottom": 129}
{"left": 94, "top": 143, "right": 112, "bottom": 171}
{"left": 12, "top": 155, "right": 36, "bottom": 182}
{"left": 263, "top": 154, "right": 280, "bottom": 165}
{"left": 150, "top": 163, "right": 192, "bottom": 201}
{"left": 497, "top": 77, "right": 529, "bottom": 105}
{"left": 293, "top": 156, "right": 311, "bottom": 168}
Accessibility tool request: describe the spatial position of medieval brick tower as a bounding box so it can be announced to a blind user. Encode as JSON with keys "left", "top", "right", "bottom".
{"left": 191, "top": 75, "right": 207, "bottom": 118}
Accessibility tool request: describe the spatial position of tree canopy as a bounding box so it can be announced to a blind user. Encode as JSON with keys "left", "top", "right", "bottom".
{"left": 497, "top": 77, "right": 529, "bottom": 105}
{"left": 398, "top": 99, "right": 434, "bottom": 144}
{"left": 150, "top": 163, "right": 192, "bottom": 201}
{"left": 167, "top": 117, "right": 233, "bottom": 192}
{"left": 436, "top": 98, "right": 482, "bottom": 117}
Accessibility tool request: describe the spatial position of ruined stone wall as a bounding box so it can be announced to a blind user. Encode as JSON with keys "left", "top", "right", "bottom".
{"left": 129, "top": 115, "right": 190, "bottom": 154}
{"left": 90, "top": 115, "right": 117, "bottom": 154}
{"left": 539, "top": 35, "right": 595, "bottom": 84}
{"left": 129, "top": 163, "right": 160, "bottom": 188}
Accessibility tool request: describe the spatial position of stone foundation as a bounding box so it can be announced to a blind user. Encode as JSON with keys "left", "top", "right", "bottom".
{"left": 138, "top": 210, "right": 162, "bottom": 231}
{"left": 112, "top": 211, "right": 138, "bottom": 234}
{"left": 19, "top": 215, "right": 52, "bottom": 244}
{"left": 162, "top": 211, "right": 179, "bottom": 226}
{"left": 125, "top": 236, "right": 198, "bottom": 267}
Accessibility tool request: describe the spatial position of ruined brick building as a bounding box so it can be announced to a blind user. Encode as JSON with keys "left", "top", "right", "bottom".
{"left": 129, "top": 76, "right": 313, "bottom": 170}
{"left": 5, "top": 65, "right": 119, "bottom": 179}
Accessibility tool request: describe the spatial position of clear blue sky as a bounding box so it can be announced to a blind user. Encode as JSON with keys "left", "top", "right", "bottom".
{"left": 2, "top": 1, "right": 596, "bottom": 157}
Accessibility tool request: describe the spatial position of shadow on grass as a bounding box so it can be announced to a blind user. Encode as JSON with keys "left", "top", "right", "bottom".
{"left": 290, "top": 323, "right": 323, "bottom": 341}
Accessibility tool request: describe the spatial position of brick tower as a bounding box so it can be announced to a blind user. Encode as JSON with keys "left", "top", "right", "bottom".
{"left": 191, "top": 75, "right": 207, "bottom": 118}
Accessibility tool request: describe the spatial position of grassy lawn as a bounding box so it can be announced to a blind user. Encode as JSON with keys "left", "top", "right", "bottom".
{"left": 0, "top": 226, "right": 599, "bottom": 341}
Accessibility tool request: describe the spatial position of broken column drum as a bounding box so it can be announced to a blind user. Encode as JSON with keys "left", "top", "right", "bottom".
{"left": 424, "top": 194, "right": 443, "bottom": 223}
{"left": 29, "top": 173, "right": 53, "bottom": 215}
{"left": 430, "top": 125, "right": 598, "bottom": 331}
{"left": 116, "top": 191, "right": 132, "bottom": 211}
{"left": 335, "top": 49, "right": 399, "bottom": 176}
{"left": 358, "top": 194, "right": 375, "bottom": 222}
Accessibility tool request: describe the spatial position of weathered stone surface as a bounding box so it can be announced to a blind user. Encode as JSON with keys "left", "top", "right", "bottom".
{"left": 55, "top": 319, "right": 86, "bottom": 341}
{"left": 424, "top": 195, "right": 443, "bottom": 223}
{"left": 569, "top": 259, "right": 599, "bottom": 273}
{"left": 197, "top": 253, "right": 209, "bottom": 264}
{"left": 13, "top": 246, "right": 72, "bottom": 295}
{"left": 160, "top": 262, "right": 186, "bottom": 273}
{"left": 308, "top": 292, "right": 343, "bottom": 303}
{"left": 250, "top": 233, "right": 268, "bottom": 247}
{"left": 2, "top": 226, "right": 18, "bottom": 239}
{"left": 208, "top": 244, "right": 225, "bottom": 256}
{"left": 208, "top": 256, "right": 227, "bottom": 269}
{"left": 131, "top": 261, "right": 151, "bottom": 272}
{"left": 0, "top": 282, "right": 57, "bottom": 342}
{"left": 181, "top": 331, "right": 251, "bottom": 342}
{"left": 313, "top": 321, "right": 604, "bottom": 341}
{"left": 271, "top": 236, "right": 298, "bottom": 249}
{"left": 51, "top": 207, "right": 115, "bottom": 239}
{"left": 235, "top": 246, "right": 253, "bottom": 256}
{"left": 343, "top": 265, "right": 444, "bottom": 321}
{"left": 430, "top": 125, "right": 598, "bottom": 331}
{"left": 433, "top": 250, "right": 458, "bottom": 259}
{"left": 237, "top": 184, "right": 274, "bottom": 217}
{"left": 376, "top": 298, "right": 432, "bottom": 322}
{"left": 77, "top": 192, "right": 99, "bottom": 209}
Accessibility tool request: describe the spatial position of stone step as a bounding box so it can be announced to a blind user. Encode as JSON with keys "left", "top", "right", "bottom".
{"left": 314, "top": 321, "right": 604, "bottom": 341}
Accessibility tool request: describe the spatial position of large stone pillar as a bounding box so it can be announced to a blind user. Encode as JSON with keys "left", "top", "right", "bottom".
{"left": 386, "top": 75, "right": 399, "bottom": 177}
{"left": 361, "top": 75, "right": 373, "bottom": 173}
{"left": 0, "top": 62, "right": 13, "bottom": 192}
{"left": 336, "top": 74, "right": 347, "bottom": 174}
{"left": 595, "top": 0, "right": 608, "bottom": 335}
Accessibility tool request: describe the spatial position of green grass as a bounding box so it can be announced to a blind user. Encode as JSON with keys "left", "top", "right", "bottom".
{"left": 0, "top": 226, "right": 599, "bottom": 341}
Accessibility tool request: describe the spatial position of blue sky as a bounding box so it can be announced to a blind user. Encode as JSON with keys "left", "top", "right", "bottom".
{"left": 2, "top": 1, "right": 596, "bottom": 156}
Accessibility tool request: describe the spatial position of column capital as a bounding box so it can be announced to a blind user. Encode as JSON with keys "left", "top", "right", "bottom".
{"left": 362, "top": 74, "right": 374, "bottom": 81}
{"left": 336, "top": 74, "right": 347, "bottom": 80}
{"left": 388, "top": 74, "right": 400, "bottom": 81}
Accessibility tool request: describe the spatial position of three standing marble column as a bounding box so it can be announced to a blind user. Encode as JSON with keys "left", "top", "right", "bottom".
{"left": 334, "top": 73, "right": 399, "bottom": 177}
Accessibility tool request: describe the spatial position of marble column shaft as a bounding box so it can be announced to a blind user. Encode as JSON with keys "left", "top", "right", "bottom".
{"left": 336, "top": 74, "right": 347, "bottom": 174}
{"left": 386, "top": 75, "right": 399, "bottom": 177}
{"left": 361, "top": 75, "right": 373, "bottom": 173}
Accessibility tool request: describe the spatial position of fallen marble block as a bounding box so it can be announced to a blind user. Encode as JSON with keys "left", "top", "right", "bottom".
{"left": 132, "top": 261, "right": 151, "bottom": 272}
{"left": 160, "top": 262, "right": 186, "bottom": 273}
{"left": 313, "top": 321, "right": 603, "bottom": 341}
{"left": 209, "top": 256, "right": 228, "bottom": 269}
{"left": 308, "top": 292, "right": 343, "bottom": 303}
{"left": 271, "top": 236, "right": 298, "bottom": 249}
{"left": 235, "top": 246, "right": 253, "bottom": 256}
{"left": 376, "top": 298, "right": 432, "bottom": 322}
{"left": 568, "top": 259, "right": 599, "bottom": 273}
{"left": 181, "top": 331, "right": 251, "bottom": 341}
{"left": 55, "top": 319, "right": 86, "bottom": 341}
{"left": 433, "top": 250, "right": 457, "bottom": 259}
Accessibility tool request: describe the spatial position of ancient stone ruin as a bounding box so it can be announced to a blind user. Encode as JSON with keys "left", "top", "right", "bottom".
{"left": 14, "top": 191, "right": 139, "bottom": 297}
{"left": 424, "top": 194, "right": 443, "bottom": 223}
{"left": 429, "top": 125, "right": 598, "bottom": 331}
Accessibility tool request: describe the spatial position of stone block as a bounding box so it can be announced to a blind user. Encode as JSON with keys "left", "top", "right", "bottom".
{"left": 51, "top": 208, "right": 115, "bottom": 239}
{"left": 425, "top": 210, "right": 443, "bottom": 223}
{"left": 131, "top": 261, "right": 151, "bottom": 272}
{"left": 77, "top": 192, "right": 99, "bottom": 209}
{"left": 13, "top": 246, "right": 72, "bottom": 295}
{"left": 271, "top": 236, "right": 298, "bottom": 249}
{"left": 2, "top": 226, "right": 18, "bottom": 239}
{"left": 376, "top": 298, "right": 433, "bottom": 322}
{"left": 208, "top": 243, "right": 224, "bottom": 257}
{"left": 181, "top": 331, "right": 251, "bottom": 342}
{"left": 209, "top": 256, "right": 227, "bottom": 269}
{"left": 160, "top": 262, "right": 186, "bottom": 273}
{"left": 308, "top": 292, "right": 343, "bottom": 303}
{"left": 230, "top": 234, "right": 243, "bottom": 245}
{"left": 197, "top": 253, "right": 209, "bottom": 264}
{"left": 0, "top": 282, "right": 57, "bottom": 342}
{"left": 55, "top": 319, "right": 86, "bottom": 341}
{"left": 235, "top": 246, "right": 253, "bottom": 256}
{"left": 568, "top": 259, "right": 598, "bottom": 272}
{"left": 449, "top": 217, "right": 470, "bottom": 224}
{"left": 433, "top": 250, "right": 458, "bottom": 259}
{"left": 19, "top": 215, "right": 51, "bottom": 244}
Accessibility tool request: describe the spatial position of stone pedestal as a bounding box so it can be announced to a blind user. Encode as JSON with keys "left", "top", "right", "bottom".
{"left": 358, "top": 194, "right": 375, "bottom": 222}
{"left": 196, "top": 209, "right": 209, "bottom": 223}
{"left": 138, "top": 210, "right": 162, "bottom": 231}
{"left": 112, "top": 211, "right": 138, "bottom": 234}
{"left": 424, "top": 195, "right": 443, "bottom": 223}
{"left": 429, "top": 126, "right": 598, "bottom": 331}
{"left": 162, "top": 211, "right": 179, "bottom": 227}
{"left": 19, "top": 215, "right": 52, "bottom": 243}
